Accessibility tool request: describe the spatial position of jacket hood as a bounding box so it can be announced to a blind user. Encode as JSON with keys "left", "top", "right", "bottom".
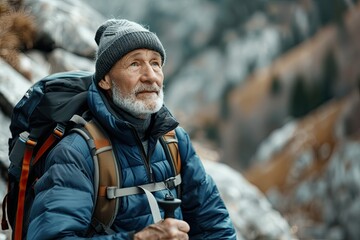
{"left": 87, "top": 81, "right": 179, "bottom": 146}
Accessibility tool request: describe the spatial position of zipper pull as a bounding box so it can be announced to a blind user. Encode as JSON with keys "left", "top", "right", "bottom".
{"left": 148, "top": 160, "right": 154, "bottom": 182}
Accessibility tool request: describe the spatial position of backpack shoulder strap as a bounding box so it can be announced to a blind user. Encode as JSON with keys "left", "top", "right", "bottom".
{"left": 161, "top": 129, "right": 181, "bottom": 175}
{"left": 160, "top": 129, "right": 182, "bottom": 197}
{"left": 71, "top": 116, "right": 182, "bottom": 233}
{"left": 70, "top": 115, "right": 120, "bottom": 235}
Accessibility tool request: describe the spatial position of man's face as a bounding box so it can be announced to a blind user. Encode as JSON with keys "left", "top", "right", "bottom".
{"left": 99, "top": 49, "right": 164, "bottom": 118}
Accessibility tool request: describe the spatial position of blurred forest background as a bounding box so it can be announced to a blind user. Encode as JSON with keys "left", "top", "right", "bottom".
{"left": 0, "top": 0, "right": 360, "bottom": 239}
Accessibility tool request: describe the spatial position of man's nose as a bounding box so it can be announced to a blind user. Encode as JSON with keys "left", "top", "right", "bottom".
{"left": 140, "top": 63, "right": 158, "bottom": 82}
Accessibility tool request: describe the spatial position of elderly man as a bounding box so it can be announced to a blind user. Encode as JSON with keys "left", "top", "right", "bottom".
{"left": 27, "top": 19, "right": 236, "bottom": 239}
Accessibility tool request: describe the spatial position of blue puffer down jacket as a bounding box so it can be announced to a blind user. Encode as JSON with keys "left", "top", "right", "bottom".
{"left": 27, "top": 82, "right": 236, "bottom": 239}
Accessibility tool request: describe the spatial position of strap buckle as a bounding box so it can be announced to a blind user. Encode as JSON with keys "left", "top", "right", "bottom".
{"left": 53, "top": 124, "right": 65, "bottom": 138}
{"left": 19, "top": 132, "right": 37, "bottom": 147}
{"left": 106, "top": 186, "right": 117, "bottom": 199}
{"left": 164, "top": 177, "right": 176, "bottom": 189}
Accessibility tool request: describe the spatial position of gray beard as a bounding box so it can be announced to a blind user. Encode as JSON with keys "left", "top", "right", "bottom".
{"left": 111, "top": 81, "right": 164, "bottom": 119}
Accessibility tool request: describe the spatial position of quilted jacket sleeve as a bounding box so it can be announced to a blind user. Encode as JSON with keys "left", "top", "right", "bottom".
{"left": 176, "top": 127, "right": 237, "bottom": 239}
{"left": 27, "top": 134, "right": 132, "bottom": 240}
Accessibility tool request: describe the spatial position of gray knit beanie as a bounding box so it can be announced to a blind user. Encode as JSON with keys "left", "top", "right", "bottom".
{"left": 94, "top": 19, "right": 166, "bottom": 83}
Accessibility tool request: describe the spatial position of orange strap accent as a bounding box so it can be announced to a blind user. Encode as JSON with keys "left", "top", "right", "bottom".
{"left": 32, "top": 126, "right": 64, "bottom": 166}
{"left": 93, "top": 139, "right": 111, "bottom": 149}
{"left": 32, "top": 134, "right": 57, "bottom": 166}
{"left": 14, "top": 140, "right": 36, "bottom": 240}
{"left": 98, "top": 186, "right": 107, "bottom": 197}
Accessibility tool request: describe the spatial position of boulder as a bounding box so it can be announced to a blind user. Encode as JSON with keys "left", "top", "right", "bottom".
{"left": 0, "top": 58, "right": 31, "bottom": 109}
{"left": 321, "top": 141, "right": 360, "bottom": 240}
{"left": 20, "top": 51, "right": 50, "bottom": 82}
{"left": 0, "top": 111, "right": 10, "bottom": 168}
{"left": 204, "top": 160, "right": 294, "bottom": 240}
{"left": 48, "top": 48, "right": 95, "bottom": 73}
{"left": 24, "top": 0, "right": 105, "bottom": 57}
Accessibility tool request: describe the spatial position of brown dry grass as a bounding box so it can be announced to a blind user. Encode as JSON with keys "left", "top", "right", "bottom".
{"left": 0, "top": 0, "right": 36, "bottom": 79}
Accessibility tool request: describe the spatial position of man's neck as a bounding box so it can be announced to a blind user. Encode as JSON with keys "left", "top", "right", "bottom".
{"left": 115, "top": 105, "right": 152, "bottom": 141}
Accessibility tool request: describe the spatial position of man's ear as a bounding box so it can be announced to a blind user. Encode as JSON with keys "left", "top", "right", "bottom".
{"left": 98, "top": 74, "right": 111, "bottom": 90}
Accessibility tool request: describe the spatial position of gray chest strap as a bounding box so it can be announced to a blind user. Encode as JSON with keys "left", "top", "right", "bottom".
{"left": 106, "top": 174, "right": 182, "bottom": 223}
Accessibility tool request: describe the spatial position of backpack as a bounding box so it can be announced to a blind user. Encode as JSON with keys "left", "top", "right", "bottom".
{"left": 1, "top": 71, "right": 182, "bottom": 239}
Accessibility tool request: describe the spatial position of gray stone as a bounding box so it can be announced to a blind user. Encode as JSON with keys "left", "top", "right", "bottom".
{"left": 204, "top": 160, "right": 295, "bottom": 240}
{"left": 0, "top": 112, "right": 10, "bottom": 237}
{"left": 20, "top": 51, "right": 50, "bottom": 83}
{"left": 0, "top": 58, "right": 31, "bottom": 107}
{"left": 166, "top": 49, "right": 225, "bottom": 117}
{"left": 325, "top": 141, "right": 360, "bottom": 239}
{"left": 48, "top": 48, "right": 95, "bottom": 73}
{"left": 0, "top": 111, "right": 10, "bottom": 169}
{"left": 25, "top": 0, "right": 105, "bottom": 57}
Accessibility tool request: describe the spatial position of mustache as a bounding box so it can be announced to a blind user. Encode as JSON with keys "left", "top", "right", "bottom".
{"left": 134, "top": 84, "right": 162, "bottom": 93}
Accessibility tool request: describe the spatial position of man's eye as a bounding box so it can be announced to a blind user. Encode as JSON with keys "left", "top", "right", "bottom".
{"left": 130, "top": 62, "right": 139, "bottom": 67}
{"left": 151, "top": 61, "right": 161, "bottom": 68}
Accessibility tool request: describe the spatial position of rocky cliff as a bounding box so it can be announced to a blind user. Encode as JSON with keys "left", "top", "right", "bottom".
{"left": 0, "top": 0, "right": 298, "bottom": 239}
{"left": 0, "top": 0, "right": 359, "bottom": 239}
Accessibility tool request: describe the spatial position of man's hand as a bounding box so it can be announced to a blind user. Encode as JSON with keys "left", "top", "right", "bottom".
{"left": 134, "top": 218, "right": 190, "bottom": 240}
